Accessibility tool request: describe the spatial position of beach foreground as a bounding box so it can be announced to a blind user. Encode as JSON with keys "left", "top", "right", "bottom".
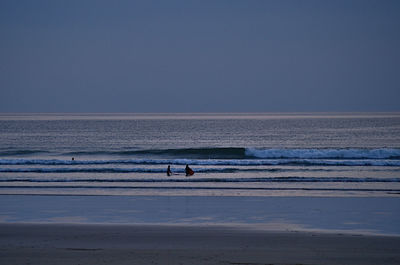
{"left": 1, "top": 223, "right": 399, "bottom": 265}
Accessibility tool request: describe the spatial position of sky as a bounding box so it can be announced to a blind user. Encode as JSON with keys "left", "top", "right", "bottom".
{"left": 0, "top": 0, "right": 399, "bottom": 113}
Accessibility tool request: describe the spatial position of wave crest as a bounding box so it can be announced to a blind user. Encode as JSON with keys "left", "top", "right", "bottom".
{"left": 2, "top": 147, "right": 400, "bottom": 160}
{"left": 245, "top": 148, "right": 400, "bottom": 159}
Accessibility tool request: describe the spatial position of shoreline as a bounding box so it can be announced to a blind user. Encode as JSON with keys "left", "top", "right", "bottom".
{"left": 1, "top": 221, "right": 399, "bottom": 238}
{"left": 1, "top": 223, "right": 400, "bottom": 265}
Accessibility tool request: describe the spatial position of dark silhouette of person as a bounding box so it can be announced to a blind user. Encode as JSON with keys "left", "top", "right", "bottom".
{"left": 185, "top": 164, "right": 194, "bottom": 176}
{"left": 167, "top": 165, "right": 172, "bottom": 176}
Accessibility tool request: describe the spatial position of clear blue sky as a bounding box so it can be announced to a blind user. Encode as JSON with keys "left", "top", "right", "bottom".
{"left": 1, "top": 0, "right": 399, "bottom": 112}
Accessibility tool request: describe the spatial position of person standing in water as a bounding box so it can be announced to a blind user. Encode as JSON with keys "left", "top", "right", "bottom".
{"left": 185, "top": 164, "right": 194, "bottom": 176}
{"left": 167, "top": 165, "right": 172, "bottom": 176}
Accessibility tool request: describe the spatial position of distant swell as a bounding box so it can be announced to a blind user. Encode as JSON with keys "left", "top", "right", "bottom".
{"left": 0, "top": 150, "right": 48, "bottom": 156}
{"left": 63, "top": 147, "right": 246, "bottom": 159}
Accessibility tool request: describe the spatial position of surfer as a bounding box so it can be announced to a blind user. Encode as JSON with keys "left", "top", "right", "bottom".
{"left": 185, "top": 164, "right": 194, "bottom": 176}
{"left": 167, "top": 165, "right": 172, "bottom": 176}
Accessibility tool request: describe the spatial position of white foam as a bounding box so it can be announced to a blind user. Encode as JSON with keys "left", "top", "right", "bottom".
{"left": 245, "top": 148, "right": 400, "bottom": 159}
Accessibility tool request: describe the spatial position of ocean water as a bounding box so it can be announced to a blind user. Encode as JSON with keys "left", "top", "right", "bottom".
{"left": 1, "top": 113, "right": 400, "bottom": 197}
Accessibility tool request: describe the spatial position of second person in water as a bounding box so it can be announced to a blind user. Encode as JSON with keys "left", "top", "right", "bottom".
{"left": 185, "top": 164, "right": 194, "bottom": 176}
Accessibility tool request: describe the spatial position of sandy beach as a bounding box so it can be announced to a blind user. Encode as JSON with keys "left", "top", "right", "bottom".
{"left": 1, "top": 195, "right": 400, "bottom": 264}
{"left": 0, "top": 223, "right": 399, "bottom": 265}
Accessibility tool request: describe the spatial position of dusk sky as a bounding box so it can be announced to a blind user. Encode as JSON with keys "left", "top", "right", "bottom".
{"left": 1, "top": 0, "right": 399, "bottom": 113}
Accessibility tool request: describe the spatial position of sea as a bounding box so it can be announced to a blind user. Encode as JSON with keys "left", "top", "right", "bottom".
{"left": 1, "top": 112, "right": 400, "bottom": 198}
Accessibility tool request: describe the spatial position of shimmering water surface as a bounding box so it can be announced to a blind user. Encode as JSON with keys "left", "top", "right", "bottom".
{"left": 1, "top": 113, "right": 399, "bottom": 197}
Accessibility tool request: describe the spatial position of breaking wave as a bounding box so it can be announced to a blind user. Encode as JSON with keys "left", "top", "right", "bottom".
{"left": 245, "top": 148, "right": 400, "bottom": 159}
{"left": 1, "top": 147, "right": 400, "bottom": 160}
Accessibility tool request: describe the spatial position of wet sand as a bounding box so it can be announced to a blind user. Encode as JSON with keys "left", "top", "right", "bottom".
{"left": 1, "top": 223, "right": 400, "bottom": 265}
{"left": 2, "top": 195, "right": 400, "bottom": 235}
